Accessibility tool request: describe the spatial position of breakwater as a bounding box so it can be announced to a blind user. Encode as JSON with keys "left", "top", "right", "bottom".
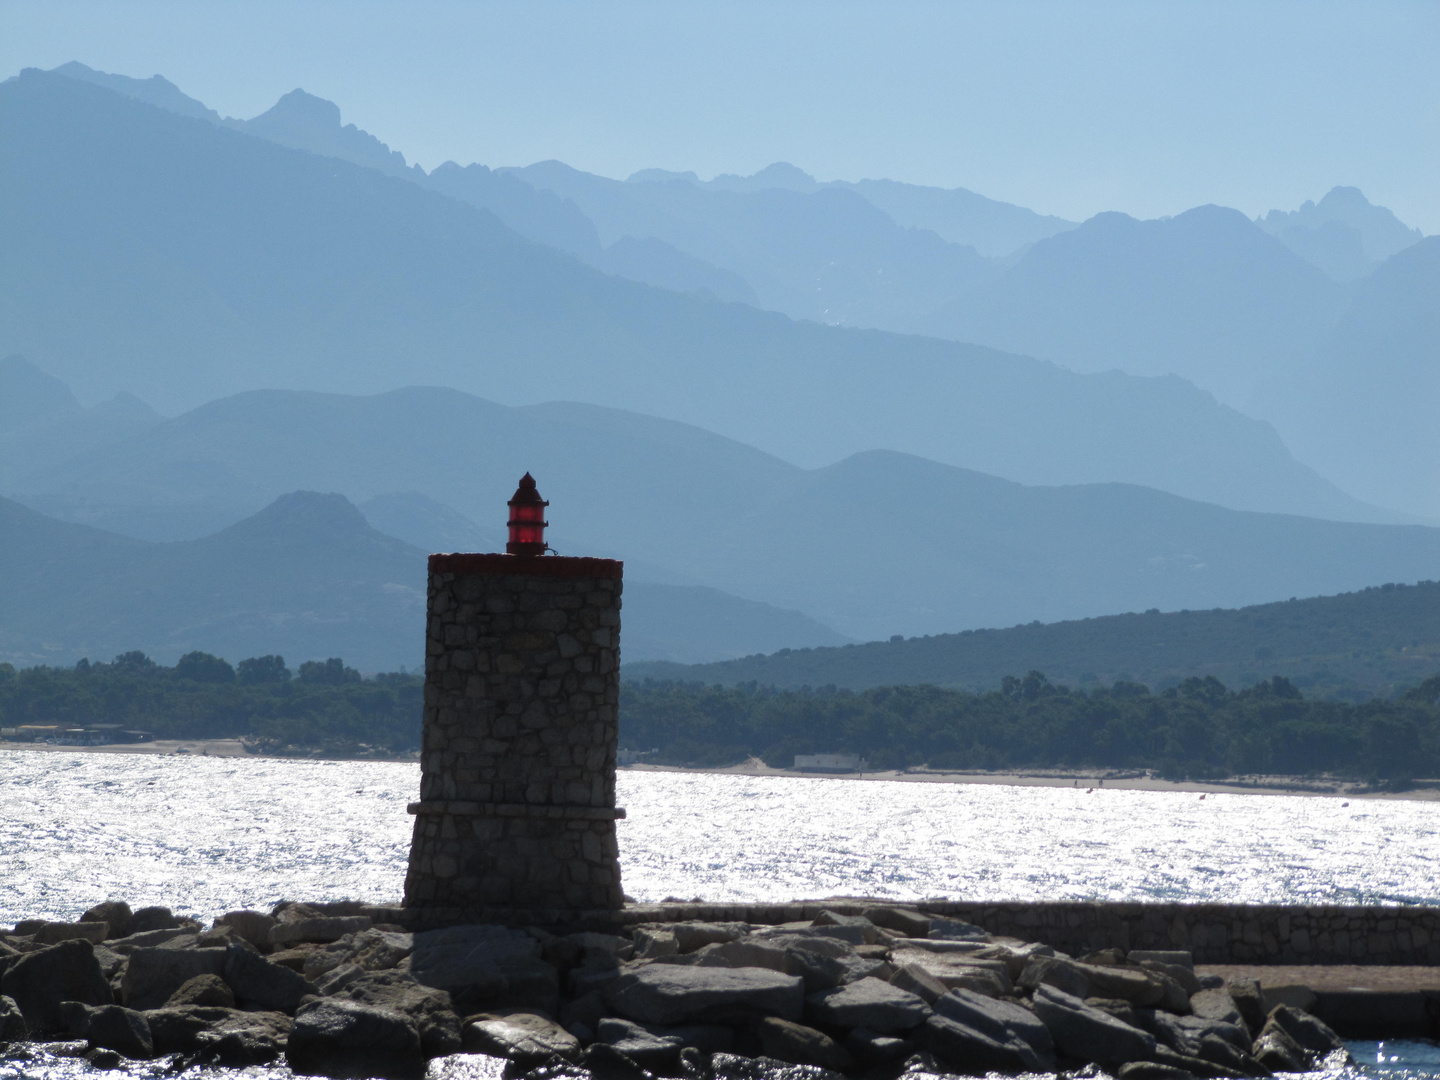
{"left": 421, "top": 899, "right": 1440, "bottom": 968}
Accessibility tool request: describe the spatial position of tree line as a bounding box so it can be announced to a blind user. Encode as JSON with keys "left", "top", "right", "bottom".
{"left": 2, "top": 652, "right": 1438, "bottom": 782}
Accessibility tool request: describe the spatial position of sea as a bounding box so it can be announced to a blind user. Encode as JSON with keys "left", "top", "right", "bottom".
{"left": 1, "top": 749, "right": 1437, "bottom": 1078}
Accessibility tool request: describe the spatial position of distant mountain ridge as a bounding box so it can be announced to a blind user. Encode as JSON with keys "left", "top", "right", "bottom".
{"left": 0, "top": 70, "right": 1387, "bottom": 528}
{"left": 0, "top": 492, "right": 850, "bottom": 668}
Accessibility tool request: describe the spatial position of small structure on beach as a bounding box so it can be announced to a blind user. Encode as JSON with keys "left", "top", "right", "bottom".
{"left": 404, "top": 474, "right": 626, "bottom": 918}
{"left": 794, "top": 753, "right": 869, "bottom": 773}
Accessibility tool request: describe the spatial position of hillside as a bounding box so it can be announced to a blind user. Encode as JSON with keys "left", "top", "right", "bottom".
{"left": 0, "top": 69, "right": 1382, "bottom": 524}
{"left": 0, "top": 493, "right": 848, "bottom": 669}
{"left": 625, "top": 581, "right": 1440, "bottom": 701}
{"left": 11, "top": 380, "right": 1440, "bottom": 640}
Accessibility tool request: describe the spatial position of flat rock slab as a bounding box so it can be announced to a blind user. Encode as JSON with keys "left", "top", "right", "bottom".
{"left": 1032, "top": 984, "right": 1157, "bottom": 1066}
{"left": 806, "top": 977, "right": 930, "bottom": 1033}
{"left": 605, "top": 964, "right": 804, "bottom": 1025}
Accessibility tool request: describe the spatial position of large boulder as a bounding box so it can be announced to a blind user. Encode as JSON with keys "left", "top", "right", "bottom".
{"left": 223, "top": 941, "right": 316, "bottom": 1012}
{"left": 0, "top": 939, "right": 112, "bottom": 1031}
{"left": 693, "top": 940, "right": 789, "bottom": 972}
{"left": 106, "top": 927, "right": 197, "bottom": 954}
{"left": 33, "top": 921, "right": 110, "bottom": 946}
{"left": 82, "top": 901, "right": 135, "bottom": 940}
{"left": 805, "top": 977, "right": 930, "bottom": 1034}
{"left": 1252, "top": 1019, "right": 1310, "bottom": 1072}
{"left": 862, "top": 907, "right": 931, "bottom": 938}
{"left": 1264, "top": 1004, "right": 1348, "bottom": 1059}
{"left": 410, "top": 925, "right": 557, "bottom": 1014}
{"left": 270, "top": 916, "right": 372, "bottom": 947}
{"left": 287, "top": 998, "right": 425, "bottom": 1080}
{"left": 144, "top": 1004, "right": 291, "bottom": 1064}
{"left": 595, "top": 1016, "right": 688, "bottom": 1071}
{"left": 919, "top": 1013, "right": 1047, "bottom": 1074}
{"left": 933, "top": 988, "right": 1055, "bottom": 1067}
{"left": 121, "top": 947, "right": 226, "bottom": 1010}
{"left": 86, "top": 1004, "right": 153, "bottom": 1059}
{"left": 331, "top": 970, "right": 462, "bottom": 1057}
{"left": 1141, "top": 1009, "right": 1253, "bottom": 1056}
{"left": 1191, "top": 988, "right": 1249, "bottom": 1035}
{"left": 214, "top": 910, "right": 277, "bottom": 949}
{"left": 0, "top": 993, "right": 29, "bottom": 1040}
{"left": 1031, "top": 984, "right": 1157, "bottom": 1067}
{"left": 164, "top": 974, "right": 236, "bottom": 1009}
{"left": 463, "top": 1011, "right": 580, "bottom": 1066}
{"left": 604, "top": 964, "right": 804, "bottom": 1025}
{"left": 129, "top": 907, "right": 184, "bottom": 934}
{"left": 757, "top": 1017, "right": 855, "bottom": 1072}
{"left": 1022, "top": 956, "right": 1170, "bottom": 1007}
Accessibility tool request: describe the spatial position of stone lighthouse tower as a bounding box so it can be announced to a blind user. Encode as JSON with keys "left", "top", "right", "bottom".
{"left": 404, "top": 474, "right": 625, "bottom": 918}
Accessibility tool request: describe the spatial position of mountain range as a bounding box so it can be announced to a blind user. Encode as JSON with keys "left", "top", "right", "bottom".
{"left": 6, "top": 361, "right": 1440, "bottom": 648}
{"left": 0, "top": 68, "right": 1401, "bottom": 525}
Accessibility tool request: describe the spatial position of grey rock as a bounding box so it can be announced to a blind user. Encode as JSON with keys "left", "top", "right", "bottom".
{"left": 1023, "top": 956, "right": 1170, "bottom": 1007}
{"left": 144, "top": 1003, "right": 291, "bottom": 1063}
{"left": 121, "top": 946, "right": 227, "bottom": 1010}
{"left": 596, "top": 1016, "right": 686, "bottom": 1071}
{"left": 0, "top": 993, "right": 28, "bottom": 1040}
{"left": 933, "top": 987, "right": 1054, "bottom": 1064}
{"left": 288, "top": 997, "right": 425, "bottom": 1080}
{"left": 317, "top": 962, "right": 366, "bottom": 995}
{"left": 270, "top": 915, "right": 373, "bottom": 946}
{"left": 888, "top": 962, "right": 950, "bottom": 1004}
{"left": 844, "top": 1026, "right": 914, "bottom": 1063}
{"left": 86, "top": 1004, "right": 153, "bottom": 1059}
{"left": 84, "top": 1047, "right": 124, "bottom": 1069}
{"left": 411, "top": 925, "right": 557, "bottom": 1013}
{"left": 582, "top": 1041, "right": 656, "bottom": 1080}
{"left": 1227, "top": 978, "right": 1267, "bottom": 1036}
{"left": 604, "top": 964, "right": 804, "bottom": 1025}
{"left": 694, "top": 940, "right": 789, "bottom": 972}
{"left": 106, "top": 927, "right": 196, "bottom": 954}
{"left": 34, "top": 921, "right": 110, "bottom": 946}
{"left": 671, "top": 923, "right": 747, "bottom": 953}
{"left": 60, "top": 999, "right": 97, "bottom": 1038}
{"left": 1252, "top": 1019, "right": 1309, "bottom": 1072}
{"left": 464, "top": 1011, "right": 579, "bottom": 1065}
{"left": 805, "top": 977, "right": 930, "bottom": 1034}
{"left": 1031, "top": 984, "right": 1157, "bottom": 1066}
{"left": 862, "top": 907, "right": 931, "bottom": 939}
{"left": 129, "top": 907, "right": 183, "bottom": 934}
{"left": 633, "top": 928, "right": 679, "bottom": 959}
{"left": 919, "top": 1013, "right": 1047, "bottom": 1074}
{"left": 224, "top": 941, "right": 316, "bottom": 1012}
{"left": 1139, "top": 959, "right": 1202, "bottom": 996}
{"left": 91, "top": 945, "right": 124, "bottom": 979}
{"left": 757, "top": 1017, "right": 855, "bottom": 1072}
{"left": 214, "top": 909, "right": 277, "bottom": 948}
{"left": 425, "top": 1053, "right": 509, "bottom": 1080}
{"left": 328, "top": 969, "right": 460, "bottom": 1057}
{"left": 1, "top": 939, "right": 113, "bottom": 1031}
{"left": 1264, "top": 1005, "right": 1348, "bottom": 1059}
{"left": 926, "top": 917, "right": 990, "bottom": 942}
{"left": 1129, "top": 950, "right": 1195, "bottom": 970}
{"left": 1141, "top": 1008, "right": 1252, "bottom": 1056}
{"left": 81, "top": 902, "right": 134, "bottom": 941}
{"left": 164, "top": 973, "right": 236, "bottom": 1009}
{"left": 812, "top": 912, "right": 881, "bottom": 944}
{"left": 1191, "top": 988, "right": 1248, "bottom": 1035}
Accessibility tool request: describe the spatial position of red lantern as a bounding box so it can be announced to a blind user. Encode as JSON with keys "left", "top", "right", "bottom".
{"left": 506, "top": 473, "right": 549, "bottom": 556}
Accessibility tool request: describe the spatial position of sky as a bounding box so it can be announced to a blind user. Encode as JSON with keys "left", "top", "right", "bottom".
{"left": 3, "top": 0, "right": 1437, "bottom": 233}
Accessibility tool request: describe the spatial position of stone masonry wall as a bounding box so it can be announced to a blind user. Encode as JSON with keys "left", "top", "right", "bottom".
{"left": 404, "top": 553, "right": 624, "bottom": 916}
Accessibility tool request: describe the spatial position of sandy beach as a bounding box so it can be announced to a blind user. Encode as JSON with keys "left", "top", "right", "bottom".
{"left": 5, "top": 739, "right": 1434, "bottom": 802}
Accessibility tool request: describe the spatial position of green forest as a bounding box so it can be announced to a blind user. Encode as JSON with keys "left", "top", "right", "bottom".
{"left": 3, "top": 650, "right": 1439, "bottom": 783}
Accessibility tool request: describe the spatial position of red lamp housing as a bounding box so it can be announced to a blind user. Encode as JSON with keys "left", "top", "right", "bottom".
{"left": 506, "top": 473, "right": 549, "bottom": 556}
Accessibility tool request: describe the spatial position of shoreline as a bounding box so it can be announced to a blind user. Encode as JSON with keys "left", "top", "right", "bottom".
{"left": 4, "top": 739, "right": 1435, "bottom": 802}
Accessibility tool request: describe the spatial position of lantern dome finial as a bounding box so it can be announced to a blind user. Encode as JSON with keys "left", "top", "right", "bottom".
{"left": 506, "top": 473, "right": 549, "bottom": 556}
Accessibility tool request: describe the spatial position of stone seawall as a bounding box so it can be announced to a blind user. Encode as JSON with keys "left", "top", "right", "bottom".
{"left": 587, "top": 900, "right": 1440, "bottom": 967}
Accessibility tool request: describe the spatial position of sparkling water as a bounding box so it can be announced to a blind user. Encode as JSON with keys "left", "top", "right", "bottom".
{"left": 2, "top": 749, "right": 1438, "bottom": 1078}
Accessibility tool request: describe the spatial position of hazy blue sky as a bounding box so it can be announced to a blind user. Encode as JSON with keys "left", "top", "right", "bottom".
{"left": 5, "top": 0, "right": 1437, "bottom": 232}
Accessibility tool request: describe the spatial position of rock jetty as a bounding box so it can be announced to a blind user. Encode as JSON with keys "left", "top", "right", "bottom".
{"left": 0, "top": 900, "right": 1352, "bottom": 1079}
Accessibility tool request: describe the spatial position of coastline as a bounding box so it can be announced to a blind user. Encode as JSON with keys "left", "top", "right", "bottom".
{"left": 4, "top": 739, "right": 1435, "bottom": 802}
